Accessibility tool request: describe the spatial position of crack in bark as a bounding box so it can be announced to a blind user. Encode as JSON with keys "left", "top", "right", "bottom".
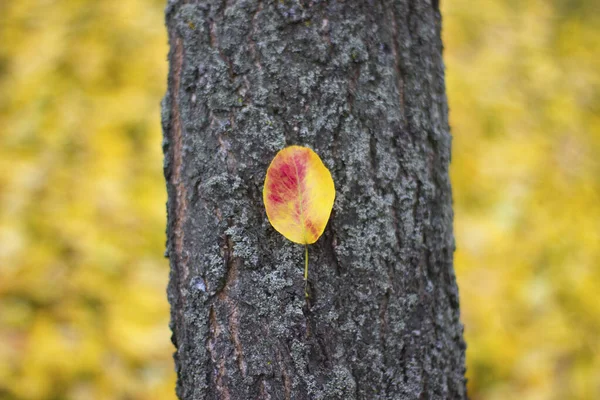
{"left": 347, "top": 63, "right": 361, "bottom": 113}
{"left": 217, "top": 236, "right": 238, "bottom": 298}
{"left": 217, "top": 236, "right": 247, "bottom": 377}
{"left": 217, "top": 357, "right": 231, "bottom": 400}
{"left": 276, "top": 348, "right": 292, "bottom": 400}
{"left": 379, "top": 288, "right": 391, "bottom": 335}
{"left": 169, "top": 36, "right": 191, "bottom": 294}
{"left": 208, "top": 306, "right": 231, "bottom": 400}
{"left": 228, "top": 300, "right": 247, "bottom": 377}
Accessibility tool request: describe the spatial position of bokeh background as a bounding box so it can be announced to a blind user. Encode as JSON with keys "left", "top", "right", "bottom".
{"left": 0, "top": 0, "right": 598, "bottom": 399}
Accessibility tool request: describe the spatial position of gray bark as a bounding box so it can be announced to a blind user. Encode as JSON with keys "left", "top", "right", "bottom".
{"left": 162, "top": 0, "right": 466, "bottom": 399}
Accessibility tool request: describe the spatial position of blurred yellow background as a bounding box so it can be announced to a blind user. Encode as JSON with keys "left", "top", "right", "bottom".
{"left": 0, "top": 1, "right": 598, "bottom": 399}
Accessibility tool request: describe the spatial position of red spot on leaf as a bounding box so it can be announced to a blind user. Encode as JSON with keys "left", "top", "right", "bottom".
{"left": 304, "top": 218, "right": 319, "bottom": 238}
{"left": 268, "top": 193, "right": 283, "bottom": 204}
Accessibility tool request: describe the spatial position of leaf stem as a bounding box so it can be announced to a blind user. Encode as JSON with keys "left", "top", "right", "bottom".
{"left": 304, "top": 244, "right": 309, "bottom": 298}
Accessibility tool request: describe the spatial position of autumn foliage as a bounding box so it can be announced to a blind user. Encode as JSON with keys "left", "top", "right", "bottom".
{"left": 0, "top": 0, "right": 598, "bottom": 399}
{"left": 263, "top": 146, "right": 335, "bottom": 245}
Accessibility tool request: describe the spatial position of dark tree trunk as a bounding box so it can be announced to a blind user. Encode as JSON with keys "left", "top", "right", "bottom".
{"left": 162, "top": 0, "right": 466, "bottom": 399}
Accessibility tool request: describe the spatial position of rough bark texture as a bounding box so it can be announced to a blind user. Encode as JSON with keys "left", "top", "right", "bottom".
{"left": 162, "top": 0, "right": 467, "bottom": 399}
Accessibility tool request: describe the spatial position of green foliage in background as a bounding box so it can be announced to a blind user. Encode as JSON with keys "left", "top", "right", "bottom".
{"left": 0, "top": 1, "right": 598, "bottom": 399}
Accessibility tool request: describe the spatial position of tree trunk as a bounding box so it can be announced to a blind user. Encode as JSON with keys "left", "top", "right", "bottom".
{"left": 162, "top": 0, "right": 466, "bottom": 399}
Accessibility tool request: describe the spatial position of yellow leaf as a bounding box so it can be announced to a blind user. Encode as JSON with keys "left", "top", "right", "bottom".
{"left": 263, "top": 146, "right": 335, "bottom": 245}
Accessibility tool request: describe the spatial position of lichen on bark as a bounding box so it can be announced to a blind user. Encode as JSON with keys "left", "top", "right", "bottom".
{"left": 163, "top": 1, "right": 467, "bottom": 399}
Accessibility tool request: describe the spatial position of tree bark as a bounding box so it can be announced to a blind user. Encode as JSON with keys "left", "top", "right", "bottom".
{"left": 162, "top": 0, "right": 466, "bottom": 399}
